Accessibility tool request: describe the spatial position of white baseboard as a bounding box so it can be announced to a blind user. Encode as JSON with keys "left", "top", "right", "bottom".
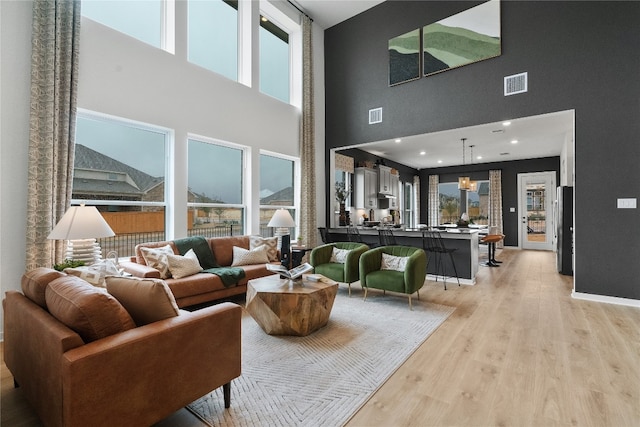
{"left": 572, "top": 291, "right": 640, "bottom": 308}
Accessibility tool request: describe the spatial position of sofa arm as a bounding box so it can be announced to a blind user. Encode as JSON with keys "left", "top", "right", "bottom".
{"left": 359, "top": 248, "right": 382, "bottom": 285}
{"left": 404, "top": 249, "right": 427, "bottom": 294}
{"left": 310, "top": 243, "right": 334, "bottom": 266}
{"left": 343, "top": 244, "right": 369, "bottom": 284}
{"left": 61, "top": 302, "right": 242, "bottom": 427}
{"left": 119, "top": 260, "right": 161, "bottom": 278}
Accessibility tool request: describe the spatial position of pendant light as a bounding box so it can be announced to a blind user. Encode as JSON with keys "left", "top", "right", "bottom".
{"left": 468, "top": 144, "right": 478, "bottom": 192}
{"left": 458, "top": 138, "right": 471, "bottom": 190}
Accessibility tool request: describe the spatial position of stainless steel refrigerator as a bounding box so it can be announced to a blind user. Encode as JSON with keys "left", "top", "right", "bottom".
{"left": 555, "top": 186, "right": 573, "bottom": 275}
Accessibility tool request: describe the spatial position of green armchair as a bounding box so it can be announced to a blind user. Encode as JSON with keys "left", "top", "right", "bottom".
{"left": 359, "top": 246, "right": 427, "bottom": 309}
{"left": 310, "top": 242, "right": 369, "bottom": 296}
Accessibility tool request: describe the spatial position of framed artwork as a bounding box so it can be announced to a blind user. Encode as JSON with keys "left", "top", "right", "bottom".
{"left": 423, "top": 0, "right": 501, "bottom": 77}
{"left": 389, "top": 28, "right": 421, "bottom": 86}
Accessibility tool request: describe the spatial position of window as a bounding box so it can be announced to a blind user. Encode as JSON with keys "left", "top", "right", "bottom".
{"left": 259, "top": 15, "right": 290, "bottom": 102}
{"left": 188, "top": 0, "right": 238, "bottom": 81}
{"left": 260, "top": 153, "right": 296, "bottom": 236}
{"left": 188, "top": 138, "right": 245, "bottom": 236}
{"left": 74, "top": 111, "right": 169, "bottom": 257}
{"left": 438, "top": 181, "right": 489, "bottom": 225}
{"left": 82, "top": 0, "right": 165, "bottom": 49}
{"left": 403, "top": 182, "right": 414, "bottom": 228}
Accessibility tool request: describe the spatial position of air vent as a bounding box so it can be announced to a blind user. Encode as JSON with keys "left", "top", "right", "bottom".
{"left": 504, "top": 72, "right": 528, "bottom": 96}
{"left": 369, "top": 107, "right": 382, "bottom": 124}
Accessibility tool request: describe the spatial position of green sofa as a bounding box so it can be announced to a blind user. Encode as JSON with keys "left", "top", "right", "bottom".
{"left": 359, "top": 245, "right": 427, "bottom": 309}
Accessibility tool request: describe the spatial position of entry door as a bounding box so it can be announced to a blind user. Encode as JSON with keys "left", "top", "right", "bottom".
{"left": 517, "top": 172, "right": 556, "bottom": 250}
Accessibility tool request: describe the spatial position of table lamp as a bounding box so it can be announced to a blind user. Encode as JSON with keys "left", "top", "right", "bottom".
{"left": 267, "top": 208, "right": 296, "bottom": 268}
{"left": 47, "top": 204, "right": 115, "bottom": 265}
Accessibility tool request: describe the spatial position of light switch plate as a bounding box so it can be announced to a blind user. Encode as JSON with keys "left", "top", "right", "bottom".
{"left": 617, "top": 198, "right": 637, "bottom": 209}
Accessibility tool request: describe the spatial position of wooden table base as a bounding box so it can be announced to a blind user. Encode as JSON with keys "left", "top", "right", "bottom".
{"left": 246, "top": 275, "right": 338, "bottom": 336}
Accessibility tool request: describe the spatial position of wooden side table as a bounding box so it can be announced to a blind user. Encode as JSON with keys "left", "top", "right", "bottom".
{"left": 246, "top": 275, "right": 338, "bottom": 336}
{"left": 291, "top": 245, "right": 312, "bottom": 268}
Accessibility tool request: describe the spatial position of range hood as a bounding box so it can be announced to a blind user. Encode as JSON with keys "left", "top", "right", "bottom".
{"left": 378, "top": 193, "right": 396, "bottom": 199}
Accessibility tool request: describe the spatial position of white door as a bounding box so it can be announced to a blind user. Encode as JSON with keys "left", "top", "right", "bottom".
{"left": 517, "top": 172, "right": 556, "bottom": 250}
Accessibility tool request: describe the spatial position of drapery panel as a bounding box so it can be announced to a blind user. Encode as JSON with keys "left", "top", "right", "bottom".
{"left": 299, "top": 15, "right": 317, "bottom": 248}
{"left": 428, "top": 174, "right": 439, "bottom": 227}
{"left": 26, "top": 0, "right": 81, "bottom": 269}
{"left": 413, "top": 175, "right": 420, "bottom": 227}
{"left": 489, "top": 169, "right": 504, "bottom": 248}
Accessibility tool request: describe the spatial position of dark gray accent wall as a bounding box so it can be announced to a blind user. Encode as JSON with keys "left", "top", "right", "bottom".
{"left": 324, "top": 1, "right": 640, "bottom": 300}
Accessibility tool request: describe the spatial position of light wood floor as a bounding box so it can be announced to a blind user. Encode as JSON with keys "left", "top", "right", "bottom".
{"left": 2, "top": 249, "right": 639, "bottom": 426}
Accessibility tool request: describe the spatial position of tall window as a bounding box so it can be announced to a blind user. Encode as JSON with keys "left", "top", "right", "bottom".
{"left": 259, "top": 15, "right": 290, "bottom": 102}
{"left": 260, "top": 153, "right": 296, "bottom": 236}
{"left": 74, "top": 111, "right": 169, "bottom": 256}
{"left": 403, "top": 182, "right": 414, "bottom": 228}
{"left": 188, "top": 138, "right": 245, "bottom": 235}
{"left": 82, "top": 0, "right": 165, "bottom": 49}
{"left": 188, "top": 0, "right": 238, "bottom": 81}
{"left": 438, "top": 181, "right": 489, "bottom": 225}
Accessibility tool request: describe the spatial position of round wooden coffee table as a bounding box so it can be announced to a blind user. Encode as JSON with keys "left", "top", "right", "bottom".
{"left": 246, "top": 275, "right": 338, "bottom": 336}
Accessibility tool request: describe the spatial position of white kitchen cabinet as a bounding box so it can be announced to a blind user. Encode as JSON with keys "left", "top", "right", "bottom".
{"left": 354, "top": 167, "right": 378, "bottom": 209}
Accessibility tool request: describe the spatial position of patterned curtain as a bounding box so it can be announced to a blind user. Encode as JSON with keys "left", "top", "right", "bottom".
{"left": 26, "top": 0, "right": 81, "bottom": 269}
{"left": 413, "top": 175, "right": 420, "bottom": 227}
{"left": 428, "top": 174, "right": 439, "bottom": 227}
{"left": 489, "top": 169, "right": 504, "bottom": 248}
{"left": 299, "top": 15, "right": 317, "bottom": 248}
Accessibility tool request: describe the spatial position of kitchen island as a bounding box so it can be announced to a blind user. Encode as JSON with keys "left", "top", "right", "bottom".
{"left": 328, "top": 227, "right": 480, "bottom": 285}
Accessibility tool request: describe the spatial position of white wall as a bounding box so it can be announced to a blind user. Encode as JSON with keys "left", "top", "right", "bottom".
{"left": 0, "top": 1, "right": 327, "bottom": 338}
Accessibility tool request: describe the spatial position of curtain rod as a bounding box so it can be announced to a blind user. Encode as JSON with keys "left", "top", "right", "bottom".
{"left": 287, "top": 0, "right": 313, "bottom": 22}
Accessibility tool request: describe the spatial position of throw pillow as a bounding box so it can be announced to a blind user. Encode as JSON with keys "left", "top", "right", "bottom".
{"left": 64, "top": 259, "right": 121, "bottom": 288}
{"left": 140, "top": 245, "right": 174, "bottom": 279}
{"left": 330, "top": 247, "right": 351, "bottom": 264}
{"left": 249, "top": 236, "right": 279, "bottom": 262}
{"left": 46, "top": 276, "right": 136, "bottom": 343}
{"left": 105, "top": 276, "right": 180, "bottom": 326}
{"left": 21, "top": 267, "right": 66, "bottom": 308}
{"left": 231, "top": 244, "right": 270, "bottom": 266}
{"left": 166, "top": 249, "right": 203, "bottom": 279}
{"left": 380, "top": 253, "right": 410, "bottom": 271}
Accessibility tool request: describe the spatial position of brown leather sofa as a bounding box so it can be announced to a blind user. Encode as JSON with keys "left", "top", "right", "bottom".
{"left": 120, "top": 235, "right": 279, "bottom": 308}
{"left": 3, "top": 268, "right": 242, "bottom": 427}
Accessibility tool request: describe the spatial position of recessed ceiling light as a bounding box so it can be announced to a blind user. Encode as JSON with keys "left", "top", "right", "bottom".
{"left": 502, "top": 121, "right": 511, "bottom": 126}
{"left": 394, "top": 138, "right": 402, "bottom": 143}
{"left": 492, "top": 129, "right": 504, "bottom": 133}
{"left": 420, "top": 151, "right": 426, "bottom": 155}
{"left": 511, "top": 139, "right": 518, "bottom": 144}
{"left": 476, "top": 156, "right": 482, "bottom": 160}
{"left": 261, "top": 16, "right": 268, "bottom": 22}
{"left": 437, "top": 159, "right": 443, "bottom": 163}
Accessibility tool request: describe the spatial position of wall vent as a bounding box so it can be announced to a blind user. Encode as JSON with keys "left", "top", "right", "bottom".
{"left": 369, "top": 107, "right": 383, "bottom": 124}
{"left": 504, "top": 72, "right": 528, "bottom": 96}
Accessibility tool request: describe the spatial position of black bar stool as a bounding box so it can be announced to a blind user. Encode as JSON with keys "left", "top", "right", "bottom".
{"left": 421, "top": 229, "right": 461, "bottom": 290}
{"left": 377, "top": 228, "right": 397, "bottom": 246}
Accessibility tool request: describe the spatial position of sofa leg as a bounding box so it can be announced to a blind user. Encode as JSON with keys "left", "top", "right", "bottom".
{"left": 408, "top": 295, "right": 413, "bottom": 311}
{"left": 223, "top": 382, "right": 231, "bottom": 408}
{"left": 347, "top": 282, "right": 351, "bottom": 297}
{"left": 363, "top": 287, "right": 368, "bottom": 301}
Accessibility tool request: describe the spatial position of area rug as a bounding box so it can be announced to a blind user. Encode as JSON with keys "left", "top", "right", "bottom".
{"left": 187, "top": 287, "right": 454, "bottom": 427}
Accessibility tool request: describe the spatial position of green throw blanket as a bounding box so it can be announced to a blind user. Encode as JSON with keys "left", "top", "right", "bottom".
{"left": 174, "top": 236, "right": 245, "bottom": 287}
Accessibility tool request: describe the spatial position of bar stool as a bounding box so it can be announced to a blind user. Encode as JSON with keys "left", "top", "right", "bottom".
{"left": 377, "top": 228, "right": 397, "bottom": 246}
{"left": 346, "top": 226, "right": 364, "bottom": 243}
{"left": 421, "top": 230, "right": 460, "bottom": 290}
{"left": 480, "top": 227, "right": 504, "bottom": 267}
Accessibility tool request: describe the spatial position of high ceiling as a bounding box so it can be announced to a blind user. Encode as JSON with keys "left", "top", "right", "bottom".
{"left": 294, "top": 0, "right": 385, "bottom": 29}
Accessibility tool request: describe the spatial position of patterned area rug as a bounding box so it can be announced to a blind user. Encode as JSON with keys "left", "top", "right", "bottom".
{"left": 187, "top": 286, "right": 454, "bottom": 427}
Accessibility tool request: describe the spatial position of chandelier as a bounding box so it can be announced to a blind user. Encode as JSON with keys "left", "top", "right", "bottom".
{"left": 457, "top": 138, "right": 478, "bottom": 192}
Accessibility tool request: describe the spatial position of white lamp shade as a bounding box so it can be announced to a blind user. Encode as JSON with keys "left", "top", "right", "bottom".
{"left": 47, "top": 205, "right": 115, "bottom": 240}
{"left": 267, "top": 209, "right": 296, "bottom": 228}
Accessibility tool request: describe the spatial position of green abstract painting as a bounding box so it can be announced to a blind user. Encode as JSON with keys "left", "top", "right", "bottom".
{"left": 423, "top": 0, "right": 501, "bottom": 76}
{"left": 389, "top": 28, "right": 421, "bottom": 86}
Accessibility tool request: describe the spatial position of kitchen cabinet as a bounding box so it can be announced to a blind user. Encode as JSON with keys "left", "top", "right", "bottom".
{"left": 389, "top": 173, "right": 399, "bottom": 209}
{"left": 354, "top": 167, "right": 377, "bottom": 209}
{"left": 378, "top": 165, "right": 392, "bottom": 194}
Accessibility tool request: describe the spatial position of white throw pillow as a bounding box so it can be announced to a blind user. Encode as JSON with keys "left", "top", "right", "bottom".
{"left": 140, "top": 245, "right": 174, "bottom": 279}
{"left": 380, "top": 253, "right": 409, "bottom": 271}
{"left": 166, "top": 249, "right": 203, "bottom": 279}
{"left": 330, "top": 247, "right": 351, "bottom": 264}
{"left": 64, "top": 259, "right": 121, "bottom": 288}
{"left": 231, "top": 245, "right": 270, "bottom": 266}
{"left": 250, "top": 236, "right": 279, "bottom": 262}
